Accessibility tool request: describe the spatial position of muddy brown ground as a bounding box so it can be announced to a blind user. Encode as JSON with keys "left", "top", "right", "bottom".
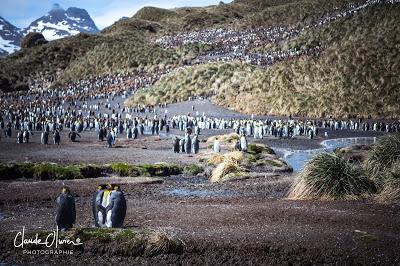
{"left": 0, "top": 174, "right": 399, "bottom": 265}
{"left": 0, "top": 100, "right": 397, "bottom": 265}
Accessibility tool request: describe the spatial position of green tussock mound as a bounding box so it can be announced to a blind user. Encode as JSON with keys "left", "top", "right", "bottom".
{"left": 209, "top": 144, "right": 290, "bottom": 182}
{"left": 366, "top": 133, "right": 400, "bottom": 184}
{"left": 289, "top": 153, "right": 376, "bottom": 200}
{"left": 111, "top": 162, "right": 183, "bottom": 177}
{"left": 0, "top": 162, "right": 203, "bottom": 181}
{"left": 248, "top": 143, "right": 275, "bottom": 155}
{"left": 0, "top": 163, "right": 109, "bottom": 181}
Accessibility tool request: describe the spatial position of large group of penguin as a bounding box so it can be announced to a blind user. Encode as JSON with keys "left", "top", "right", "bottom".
{"left": 55, "top": 184, "right": 126, "bottom": 231}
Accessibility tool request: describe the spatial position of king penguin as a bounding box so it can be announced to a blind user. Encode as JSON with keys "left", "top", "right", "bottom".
{"left": 93, "top": 184, "right": 127, "bottom": 228}
{"left": 55, "top": 186, "right": 76, "bottom": 231}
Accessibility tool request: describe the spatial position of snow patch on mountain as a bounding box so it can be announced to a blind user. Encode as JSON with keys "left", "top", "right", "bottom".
{"left": 23, "top": 5, "right": 99, "bottom": 41}
{"left": 0, "top": 16, "right": 22, "bottom": 56}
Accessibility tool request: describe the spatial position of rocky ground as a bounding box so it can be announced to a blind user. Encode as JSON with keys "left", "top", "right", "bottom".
{"left": 0, "top": 100, "right": 397, "bottom": 265}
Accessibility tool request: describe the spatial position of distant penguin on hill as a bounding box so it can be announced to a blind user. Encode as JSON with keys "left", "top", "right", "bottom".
{"left": 92, "top": 184, "right": 126, "bottom": 228}
{"left": 55, "top": 186, "right": 76, "bottom": 231}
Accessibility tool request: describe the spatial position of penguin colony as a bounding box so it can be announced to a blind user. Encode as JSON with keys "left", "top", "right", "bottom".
{"left": 55, "top": 184, "right": 126, "bottom": 230}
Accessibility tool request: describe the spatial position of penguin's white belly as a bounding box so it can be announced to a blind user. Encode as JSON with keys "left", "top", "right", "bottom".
{"left": 97, "top": 211, "right": 105, "bottom": 227}
{"left": 105, "top": 210, "right": 112, "bottom": 228}
{"left": 98, "top": 192, "right": 113, "bottom": 227}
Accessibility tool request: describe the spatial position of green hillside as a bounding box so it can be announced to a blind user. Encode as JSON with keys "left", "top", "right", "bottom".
{"left": 0, "top": 0, "right": 399, "bottom": 118}
{"left": 127, "top": 4, "right": 400, "bottom": 118}
{"left": 0, "top": 0, "right": 356, "bottom": 89}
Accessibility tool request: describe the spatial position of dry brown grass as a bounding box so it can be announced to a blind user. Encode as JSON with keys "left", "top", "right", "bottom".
{"left": 225, "top": 151, "right": 245, "bottom": 162}
{"left": 207, "top": 154, "right": 225, "bottom": 165}
{"left": 144, "top": 230, "right": 182, "bottom": 256}
{"left": 211, "top": 158, "right": 242, "bottom": 183}
{"left": 375, "top": 179, "right": 400, "bottom": 203}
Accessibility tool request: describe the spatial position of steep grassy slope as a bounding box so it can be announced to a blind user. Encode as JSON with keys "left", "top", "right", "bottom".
{"left": 127, "top": 4, "right": 400, "bottom": 118}
{"left": 0, "top": 0, "right": 356, "bottom": 91}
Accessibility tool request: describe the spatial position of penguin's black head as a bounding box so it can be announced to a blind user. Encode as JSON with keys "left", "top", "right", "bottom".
{"left": 61, "top": 186, "right": 70, "bottom": 194}
{"left": 97, "top": 183, "right": 121, "bottom": 191}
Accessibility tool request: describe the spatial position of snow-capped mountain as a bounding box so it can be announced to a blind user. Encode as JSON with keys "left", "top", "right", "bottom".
{"left": 23, "top": 4, "right": 99, "bottom": 41}
{"left": 0, "top": 16, "right": 22, "bottom": 56}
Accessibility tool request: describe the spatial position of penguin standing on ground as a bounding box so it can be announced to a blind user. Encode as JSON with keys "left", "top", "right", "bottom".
{"left": 23, "top": 130, "right": 32, "bottom": 143}
{"left": 17, "top": 130, "right": 23, "bottom": 143}
{"left": 53, "top": 130, "right": 61, "bottom": 145}
{"left": 179, "top": 138, "right": 185, "bottom": 153}
{"left": 93, "top": 184, "right": 126, "bottom": 228}
{"left": 240, "top": 134, "right": 248, "bottom": 152}
{"left": 185, "top": 134, "right": 192, "bottom": 154}
{"left": 68, "top": 131, "right": 81, "bottom": 142}
{"left": 106, "top": 131, "right": 113, "bottom": 148}
{"left": 173, "top": 137, "right": 180, "bottom": 153}
{"left": 55, "top": 186, "right": 76, "bottom": 231}
{"left": 126, "top": 127, "right": 133, "bottom": 139}
{"left": 213, "top": 137, "right": 221, "bottom": 153}
{"left": 41, "top": 131, "right": 49, "bottom": 144}
{"left": 192, "top": 134, "right": 200, "bottom": 154}
{"left": 98, "top": 127, "right": 105, "bottom": 141}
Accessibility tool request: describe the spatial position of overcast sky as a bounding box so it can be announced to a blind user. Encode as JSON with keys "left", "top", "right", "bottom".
{"left": 0, "top": 0, "right": 233, "bottom": 29}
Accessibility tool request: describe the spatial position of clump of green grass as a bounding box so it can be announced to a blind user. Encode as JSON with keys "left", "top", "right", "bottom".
{"left": 183, "top": 164, "right": 204, "bottom": 175}
{"left": 79, "top": 164, "right": 110, "bottom": 178}
{"left": 248, "top": 143, "right": 275, "bottom": 155}
{"left": 366, "top": 133, "right": 400, "bottom": 184}
{"left": 33, "top": 163, "right": 83, "bottom": 180}
{"left": 111, "top": 162, "right": 183, "bottom": 177}
{"left": 141, "top": 163, "right": 182, "bottom": 176}
{"left": 289, "top": 153, "right": 376, "bottom": 200}
{"left": 0, "top": 163, "right": 35, "bottom": 181}
{"left": 111, "top": 162, "right": 134, "bottom": 176}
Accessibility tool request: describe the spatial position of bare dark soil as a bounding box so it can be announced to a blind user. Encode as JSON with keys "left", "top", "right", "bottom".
{"left": 0, "top": 173, "right": 399, "bottom": 265}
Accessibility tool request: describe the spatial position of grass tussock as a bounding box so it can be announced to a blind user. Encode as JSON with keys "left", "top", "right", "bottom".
{"left": 289, "top": 153, "right": 376, "bottom": 200}
{"left": 375, "top": 163, "right": 400, "bottom": 203}
{"left": 0, "top": 162, "right": 202, "bottom": 181}
{"left": 210, "top": 151, "right": 248, "bottom": 182}
{"left": 207, "top": 154, "right": 225, "bottom": 165}
{"left": 211, "top": 158, "right": 242, "bottom": 183}
{"left": 376, "top": 178, "right": 400, "bottom": 203}
{"left": 248, "top": 143, "right": 275, "bottom": 155}
{"left": 183, "top": 164, "right": 204, "bottom": 175}
{"left": 366, "top": 133, "right": 400, "bottom": 184}
{"left": 111, "top": 162, "right": 182, "bottom": 177}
